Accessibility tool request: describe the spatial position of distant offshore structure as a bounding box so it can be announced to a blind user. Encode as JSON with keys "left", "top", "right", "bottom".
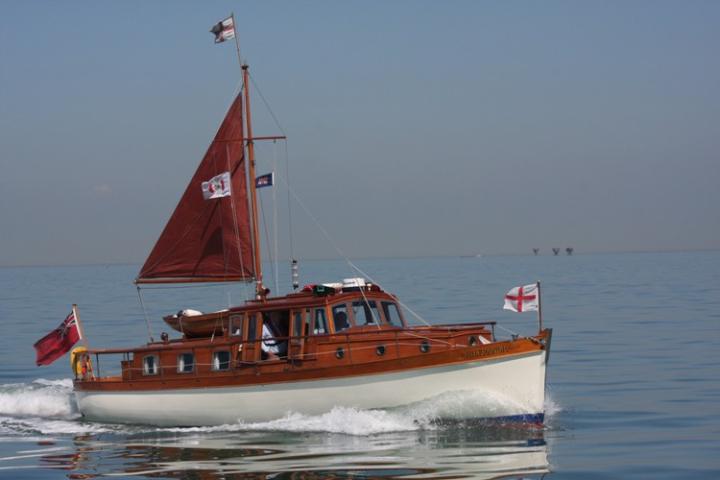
{"left": 534, "top": 247, "right": 574, "bottom": 256}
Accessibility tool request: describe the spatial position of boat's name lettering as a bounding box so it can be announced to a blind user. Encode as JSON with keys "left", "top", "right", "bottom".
{"left": 462, "top": 345, "right": 510, "bottom": 359}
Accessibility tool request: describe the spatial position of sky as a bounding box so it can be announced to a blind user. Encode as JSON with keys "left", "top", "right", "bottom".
{"left": 1, "top": 0, "right": 719, "bottom": 266}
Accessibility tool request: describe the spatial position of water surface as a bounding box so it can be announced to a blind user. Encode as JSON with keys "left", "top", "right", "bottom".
{"left": 1, "top": 252, "right": 718, "bottom": 478}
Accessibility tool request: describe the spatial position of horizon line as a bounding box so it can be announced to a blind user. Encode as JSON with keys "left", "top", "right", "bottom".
{"left": 1, "top": 247, "right": 718, "bottom": 269}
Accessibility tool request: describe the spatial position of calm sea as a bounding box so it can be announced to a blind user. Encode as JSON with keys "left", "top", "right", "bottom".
{"left": 0, "top": 252, "right": 718, "bottom": 479}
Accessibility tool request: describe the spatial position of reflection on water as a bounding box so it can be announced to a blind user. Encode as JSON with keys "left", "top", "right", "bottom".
{"left": 0, "top": 379, "right": 552, "bottom": 479}
{"left": 10, "top": 424, "right": 549, "bottom": 479}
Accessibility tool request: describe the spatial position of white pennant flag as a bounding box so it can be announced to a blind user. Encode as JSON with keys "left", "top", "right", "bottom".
{"left": 210, "top": 16, "right": 235, "bottom": 44}
{"left": 201, "top": 172, "right": 231, "bottom": 200}
{"left": 503, "top": 283, "right": 539, "bottom": 313}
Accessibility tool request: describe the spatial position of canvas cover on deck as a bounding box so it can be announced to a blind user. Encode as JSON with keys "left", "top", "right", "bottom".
{"left": 137, "top": 94, "right": 254, "bottom": 283}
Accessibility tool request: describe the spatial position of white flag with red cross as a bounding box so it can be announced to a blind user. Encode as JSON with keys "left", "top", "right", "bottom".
{"left": 503, "top": 283, "right": 539, "bottom": 313}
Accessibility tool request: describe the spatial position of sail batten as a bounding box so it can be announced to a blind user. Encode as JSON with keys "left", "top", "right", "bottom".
{"left": 137, "top": 94, "right": 254, "bottom": 284}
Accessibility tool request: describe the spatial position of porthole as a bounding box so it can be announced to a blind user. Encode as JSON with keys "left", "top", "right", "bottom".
{"left": 376, "top": 345, "right": 386, "bottom": 356}
{"left": 420, "top": 340, "right": 430, "bottom": 353}
{"left": 336, "top": 347, "right": 345, "bottom": 359}
{"left": 469, "top": 336, "right": 477, "bottom": 346}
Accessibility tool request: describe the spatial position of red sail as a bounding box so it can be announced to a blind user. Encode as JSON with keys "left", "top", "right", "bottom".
{"left": 137, "top": 94, "right": 254, "bottom": 283}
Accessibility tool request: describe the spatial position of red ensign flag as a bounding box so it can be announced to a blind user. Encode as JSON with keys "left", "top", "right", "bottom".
{"left": 34, "top": 311, "right": 81, "bottom": 366}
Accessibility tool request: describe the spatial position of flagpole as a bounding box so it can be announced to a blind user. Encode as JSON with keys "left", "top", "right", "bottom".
{"left": 72, "top": 304, "right": 89, "bottom": 349}
{"left": 536, "top": 281, "right": 543, "bottom": 333}
{"left": 231, "top": 13, "right": 243, "bottom": 71}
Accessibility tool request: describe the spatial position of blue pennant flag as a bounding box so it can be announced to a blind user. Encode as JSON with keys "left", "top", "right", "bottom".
{"left": 255, "top": 172, "right": 274, "bottom": 189}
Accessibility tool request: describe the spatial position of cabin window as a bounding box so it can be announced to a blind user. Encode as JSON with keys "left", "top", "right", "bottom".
{"left": 293, "top": 311, "right": 306, "bottom": 338}
{"left": 247, "top": 314, "right": 257, "bottom": 341}
{"left": 382, "top": 302, "right": 402, "bottom": 326}
{"left": 262, "top": 310, "right": 290, "bottom": 335}
{"left": 143, "top": 355, "right": 158, "bottom": 375}
{"left": 177, "top": 353, "right": 195, "bottom": 373}
{"left": 304, "top": 309, "right": 312, "bottom": 336}
{"left": 352, "top": 300, "right": 382, "bottom": 325}
{"left": 212, "top": 351, "right": 231, "bottom": 371}
{"left": 230, "top": 314, "right": 244, "bottom": 336}
{"left": 332, "top": 304, "right": 350, "bottom": 332}
{"left": 314, "top": 308, "right": 328, "bottom": 334}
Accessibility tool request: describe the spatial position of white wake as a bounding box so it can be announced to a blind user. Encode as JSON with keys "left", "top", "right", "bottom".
{"left": 0, "top": 379, "right": 559, "bottom": 436}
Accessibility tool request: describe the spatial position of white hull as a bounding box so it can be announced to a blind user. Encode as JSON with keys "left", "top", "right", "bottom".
{"left": 75, "top": 351, "right": 547, "bottom": 426}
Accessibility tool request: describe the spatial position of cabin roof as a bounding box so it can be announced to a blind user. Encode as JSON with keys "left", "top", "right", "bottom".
{"left": 236, "top": 286, "right": 396, "bottom": 312}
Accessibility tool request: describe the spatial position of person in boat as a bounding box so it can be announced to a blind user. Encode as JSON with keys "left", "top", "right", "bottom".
{"left": 261, "top": 322, "right": 280, "bottom": 360}
{"left": 261, "top": 312, "right": 289, "bottom": 360}
{"left": 334, "top": 310, "right": 350, "bottom": 331}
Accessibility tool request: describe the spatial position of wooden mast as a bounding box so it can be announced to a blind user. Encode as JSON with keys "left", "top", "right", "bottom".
{"left": 242, "top": 64, "right": 264, "bottom": 298}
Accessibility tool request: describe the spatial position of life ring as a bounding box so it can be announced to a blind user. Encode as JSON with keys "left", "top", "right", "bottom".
{"left": 70, "top": 346, "right": 93, "bottom": 379}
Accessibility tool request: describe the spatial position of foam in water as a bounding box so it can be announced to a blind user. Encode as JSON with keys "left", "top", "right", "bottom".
{"left": 0, "top": 379, "right": 558, "bottom": 436}
{"left": 544, "top": 392, "right": 562, "bottom": 418}
{"left": 240, "top": 407, "right": 421, "bottom": 435}
{"left": 165, "top": 389, "right": 541, "bottom": 436}
{"left": 0, "top": 378, "right": 117, "bottom": 435}
{"left": 164, "top": 407, "right": 421, "bottom": 436}
{"left": 0, "top": 379, "right": 76, "bottom": 419}
{"left": 400, "top": 389, "right": 530, "bottom": 424}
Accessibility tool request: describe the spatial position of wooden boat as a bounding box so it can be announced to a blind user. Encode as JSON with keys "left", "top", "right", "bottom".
{"left": 73, "top": 40, "right": 553, "bottom": 427}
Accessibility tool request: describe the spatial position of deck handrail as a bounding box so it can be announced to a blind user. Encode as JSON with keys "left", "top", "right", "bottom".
{"left": 74, "top": 325, "right": 510, "bottom": 382}
{"left": 79, "top": 322, "right": 497, "bottom": 360}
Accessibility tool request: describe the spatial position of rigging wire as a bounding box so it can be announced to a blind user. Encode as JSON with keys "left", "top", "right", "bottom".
{"left": 354, "top": 281, "right": 382, "bottom": 330}
{"left": 136, "top": 286, "right": 156, "bottom": 342}
{"left": 272, "top": 141, "right": 280, "bottom": 294}
{"left": 271, "top": 169, "right": 432, "bottom": 327}
{"left": 248, "top": 72, "right": 296, "bottom": 285}
{"left": 247, "top": 72, "right": 432, "bottom": 327}
{"left": 496, "top": 324, "right": 520, "bottom": 338}
{"left": 228, "top": 79, "right": 252, "bottom": 304}
{"left": 284, "top": 140, "right": 296, "bottom": 265}
{"left": 219, "top": 80, "right": 251, "bottom": 306}
{"left": 257, "top": 189, "right": 277, "bottom": 294}
{"left": 224, "top": 142, "right": 244, "bottom": 308}
{"left": 248, "top": 72, "right": 287, "bottom": 136}
{"left": 334, "top": 259, "right": 432, "bottom": 328}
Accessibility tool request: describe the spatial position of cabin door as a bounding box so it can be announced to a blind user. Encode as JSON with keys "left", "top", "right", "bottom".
{"left": 241, "top": 313, "right": 259, "bottom": 363}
